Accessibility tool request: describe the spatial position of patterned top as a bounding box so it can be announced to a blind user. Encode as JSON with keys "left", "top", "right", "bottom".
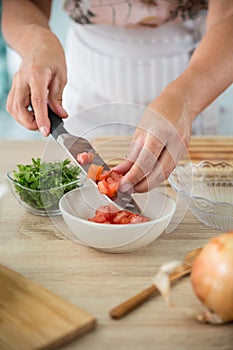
{"left": 63, "top": 0, "right": 208, "bottom": 27}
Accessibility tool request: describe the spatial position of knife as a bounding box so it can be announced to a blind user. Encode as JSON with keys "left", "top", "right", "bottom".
{"left": 48, "top": 106, "right": 141, "bottom": 214}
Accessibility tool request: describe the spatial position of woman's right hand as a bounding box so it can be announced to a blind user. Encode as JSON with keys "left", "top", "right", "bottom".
{"left": 6, "top": 28, "right": 68, "bottom": 136}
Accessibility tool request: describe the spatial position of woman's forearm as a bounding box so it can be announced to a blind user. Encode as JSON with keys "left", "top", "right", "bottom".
{"left": 2, "top": 0, "right": 67, "bottom": 134}
{"left": 2, "top": 0, "right": 53, "bottom": 57}
{"left": 151, "top": 0, "right": 233, "bottom": 122}
{"left": 186, "top": 12, "right": 233, "bottom": 116}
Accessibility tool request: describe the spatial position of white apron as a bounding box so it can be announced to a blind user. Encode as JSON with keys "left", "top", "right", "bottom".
{"left": 63, "top": 13, "right": 218, "bottom": 135}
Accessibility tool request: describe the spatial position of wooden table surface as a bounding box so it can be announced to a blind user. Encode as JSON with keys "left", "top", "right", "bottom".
{"left": 0, "top": 137, "right": 233, "bottom": 350}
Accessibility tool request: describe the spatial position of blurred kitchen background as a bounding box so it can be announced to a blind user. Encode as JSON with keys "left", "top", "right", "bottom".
{"left": 0, "top": 0, "right": 232, "bottom": 140}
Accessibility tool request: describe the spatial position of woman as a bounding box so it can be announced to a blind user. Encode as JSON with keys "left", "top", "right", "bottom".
{"left": 2, "top": 0, "right": 233, "bottom": 193}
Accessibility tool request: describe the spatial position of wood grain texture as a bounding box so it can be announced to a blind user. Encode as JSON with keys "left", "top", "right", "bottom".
{"left": 0, "top": 138, "right": 233, "bottom": 350}
{"left": 92, "top": 136, "right": 233, "bottom": 166}
{"left": 109, "top": 247, "right": 203, "bottom": 319}
{"left": 0, "top": 264, "right": 96, "bottom": 350}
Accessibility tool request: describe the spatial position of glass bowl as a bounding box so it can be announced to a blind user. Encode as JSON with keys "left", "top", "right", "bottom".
{"left": 7, "top": 172, "right": 82, "bottom": 216}
{"left": 168, "top": 161, "right": 233, "bottom": 231}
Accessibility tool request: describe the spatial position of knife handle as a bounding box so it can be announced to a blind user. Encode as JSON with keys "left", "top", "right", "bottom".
{"left": 48, "top": 105, "right": 67, "bottom": 139}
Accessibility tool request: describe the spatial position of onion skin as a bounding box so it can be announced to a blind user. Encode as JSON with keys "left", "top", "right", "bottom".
{"left": 191, "top": 231, "right": 233, "bottom": 324}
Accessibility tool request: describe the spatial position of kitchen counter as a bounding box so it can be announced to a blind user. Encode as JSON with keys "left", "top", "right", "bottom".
{"left": 0, "top": 137, "right": 233, "bottom": 350}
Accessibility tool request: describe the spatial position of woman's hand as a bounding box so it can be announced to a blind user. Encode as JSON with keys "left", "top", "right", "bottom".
{"left": 115, "top": 0, "right": 233, "bottom": 194}
{"left": 6, "top": 27, "right": 68, "bottom": 136}
{"left": 114, "top": 92, "right": 193, "bottom": 193}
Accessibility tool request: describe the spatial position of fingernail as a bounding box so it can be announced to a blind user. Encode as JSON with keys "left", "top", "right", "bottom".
{"left": 119, "top": 180, "right": 133, "bottom": 193}
{"left": 39, "top": 126, "right": 48, "bottom": 137}
{"left": 58, "top": 105, "right": 68, "bottom": 117}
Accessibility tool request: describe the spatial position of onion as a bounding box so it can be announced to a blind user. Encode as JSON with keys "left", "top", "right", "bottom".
{"left": 191, "top": 231, "right": 233, "bottom": 324}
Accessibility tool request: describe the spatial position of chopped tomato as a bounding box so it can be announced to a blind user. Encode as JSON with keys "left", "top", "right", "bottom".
{"left": 88, "top": 204, "right": 150, "bottom": 225}
{"left": 96, "top": 203, "right": 117, "bottom": 215}
{"left": 87, "top": 164, "right": 104, "bottom": 181}
{"left": 90, "top": 213, "right": 108, "bottom": 224}
{"left": 97, "top": 179, "right": 118, "bottom": 198}
{"left": 97, "top": 179, "right": 109, "bottom": 196}
{"left": 97, "top": 170, "right": 123, "bottom": 198}
{"left": 87, "top": 164, "right": 124, "bottom": 199}
{"left": 107, "top": 182, "right": 118, "bottom": 198}
{"left": 90, "top": 204, "right": 115, "bottom": 224}
{"left": 77, "top": 151, "right": 94, "bottom": 165}
{"left": 129, "top": 214, "right": 149, "bottom": 224}
{"left": 99, "top": 170, "right": 111, "bottom": 181}
{"left": 112, "top": 211, "right": 130, "bottom": 224}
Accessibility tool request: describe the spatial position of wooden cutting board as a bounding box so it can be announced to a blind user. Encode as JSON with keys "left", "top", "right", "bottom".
{"left": 0, "top": 264, "right": 96, "bottom": 350}
{"left": 93, "top": 136, "right": 233, "bottom": 167}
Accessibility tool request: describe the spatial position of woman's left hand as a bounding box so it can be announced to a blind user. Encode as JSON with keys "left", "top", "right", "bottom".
{"left": 114, "top": 97, "right": 192, "bottom": 193}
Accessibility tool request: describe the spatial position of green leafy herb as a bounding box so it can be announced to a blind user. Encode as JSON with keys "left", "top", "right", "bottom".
{"left": 13, "top": 158, "right": 81, "bottom": 211}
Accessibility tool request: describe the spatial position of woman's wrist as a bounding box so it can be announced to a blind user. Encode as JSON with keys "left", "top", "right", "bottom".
{"left": 16, "top": 25, "right": 60, "bottom": 59}
{"left": 149, "top": 81, "right": 195, "bottom": 127}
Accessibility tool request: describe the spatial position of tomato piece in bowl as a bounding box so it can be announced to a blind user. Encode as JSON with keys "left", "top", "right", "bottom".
{"left": 88, "top": 203, "right": 150, "bottom": 225}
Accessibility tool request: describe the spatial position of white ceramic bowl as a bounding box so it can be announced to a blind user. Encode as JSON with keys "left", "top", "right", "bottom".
{"left": 169, "top": 161, "right": 233, "bottom": 231}
{"left": 59, "top": 185, "right": 176, "bottom": 253}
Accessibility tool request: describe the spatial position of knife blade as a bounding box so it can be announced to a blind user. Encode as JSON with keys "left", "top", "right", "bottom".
{"left": 48, "top": 107, "right": 141, "bottom": 214}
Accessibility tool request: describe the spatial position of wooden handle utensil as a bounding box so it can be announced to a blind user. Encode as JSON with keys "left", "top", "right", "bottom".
{"left": 109, "top": 247, "right": 202, "bottom": 320}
